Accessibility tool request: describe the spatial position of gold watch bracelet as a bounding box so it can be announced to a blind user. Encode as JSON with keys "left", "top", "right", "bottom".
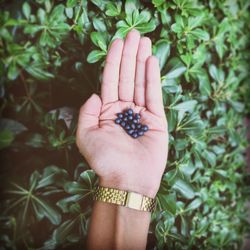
{"left": 93, "top": 186, "right": 156, "bottom": 212}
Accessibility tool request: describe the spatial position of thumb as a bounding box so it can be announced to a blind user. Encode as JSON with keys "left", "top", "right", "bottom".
{"left": 77, "top": 93, "right": 102, "bottom": 130}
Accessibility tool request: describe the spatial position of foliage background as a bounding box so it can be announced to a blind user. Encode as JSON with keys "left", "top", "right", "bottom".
{"left": 0, "top": 0, "right": 250, "bottom": 249}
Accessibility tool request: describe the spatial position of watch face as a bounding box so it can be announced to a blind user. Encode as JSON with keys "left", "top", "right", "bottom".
{"left": 125, "top": 192, "right": 143, "bottom": 210}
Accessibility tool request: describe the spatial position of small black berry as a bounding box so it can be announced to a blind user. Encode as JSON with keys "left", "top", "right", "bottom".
{"left": 131, "top": 123, "right": 136, "bottom": 129}
{"left": 135, "top": 113, "right": 140, "bottom": 119}
{"left": 125, "top": 125, "right": 131, "bottom": 130}
{"left": 132, "top": 132, "right": 138, "bottom": 138}
{"left": 137, "top": 124, "right": 142, "bottom": 129}
{"left": 124, "top": 111, "right": 129, "bottom": 116}
{"left": 121, "top": 121, "right": 126, "bottom": 127}
{"left": 123, "top": 117, "right": 128, "bottom": 122}
{"left": 128, "top": 115, "right": 133, "bottom": 120}
{"left": 128, "top": 109, "right": 133, "bottom": 115}
{"left": 128, "top": 129, "right": 134, "bottom": 135}
{"left": 142, "top": 125, "right": 149, "bottom": 132}
{"left": 133, "top": 119, "right": 139, "bottom": 124}
{"left": 138, "top": 130, "right": 144, "bottom": 136}
{"left": 115, "top": 118, "right": 121, "bottom": 124}
{"left": 117, "top": 113, "right": 123, "bottom": 119}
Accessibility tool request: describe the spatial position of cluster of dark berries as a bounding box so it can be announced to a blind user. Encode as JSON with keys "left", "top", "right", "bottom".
{"left": 114, "top": 108, "right": 149, "bottom": 138}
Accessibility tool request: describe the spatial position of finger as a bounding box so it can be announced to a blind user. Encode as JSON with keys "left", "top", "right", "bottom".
{"left": 145, "top": 56, "right": 165, "bottom": 117}
{"left": 118, "top": 29, "right": 140, "bottom": 102}
{"left": 101, "top": 39, "right": 124, "bottom": 105}
{"left": 134, "top": 37, "right": 152, "bottom": 107}
{"left": 77, "top": 94, "right": 102, "bottom": 130}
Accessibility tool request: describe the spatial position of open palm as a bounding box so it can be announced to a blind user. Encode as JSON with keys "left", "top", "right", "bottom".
{"left": 76, "top": 30, "right": 168, "bottom": 198}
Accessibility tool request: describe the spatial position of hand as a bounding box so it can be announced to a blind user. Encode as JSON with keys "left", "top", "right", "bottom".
{"left": 76, "top": 29, "right": 169, "bottom": 198}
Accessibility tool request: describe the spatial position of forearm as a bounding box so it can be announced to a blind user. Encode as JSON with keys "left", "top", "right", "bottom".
{"left": 87, "top": 201, "right": 117, "bottom": 250}
{"left": 115, "top": 204, "right": 151, "bottom": 250}
{"left": 87, "top": 200, "right": 151, "bottom": 250}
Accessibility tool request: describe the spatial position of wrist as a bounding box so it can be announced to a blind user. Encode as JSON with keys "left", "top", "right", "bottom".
{"left": 98, "top": 176, "right": 159, "bottom": 199}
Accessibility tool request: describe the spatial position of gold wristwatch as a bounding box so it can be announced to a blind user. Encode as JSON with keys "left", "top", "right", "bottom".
{"left": 93, "top": 186, "right": 156, "bottom": 212}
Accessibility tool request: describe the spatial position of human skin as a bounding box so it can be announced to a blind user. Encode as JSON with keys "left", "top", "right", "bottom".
{"left": 76, "top": 29, "right": 169, "bottom": 249}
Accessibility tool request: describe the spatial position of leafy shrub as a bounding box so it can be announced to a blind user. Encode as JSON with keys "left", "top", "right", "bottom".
{"left": 0, "top": 0, "right": 250, "bottom": 249}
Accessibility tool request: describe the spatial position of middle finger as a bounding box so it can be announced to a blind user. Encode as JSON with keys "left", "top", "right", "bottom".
{"left": 118, "top": 29, "right": 140, "bottom": 102}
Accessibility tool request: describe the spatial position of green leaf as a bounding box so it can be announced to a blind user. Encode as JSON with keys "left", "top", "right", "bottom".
{"left": 192, "top": 44, "right": 207, "bottom": 66}
{"left": 116, "top": 20, "right": 129, "bottom": 29}
{"left": 166, "top": 109, "right": 177, "bottom": 133}
{"left": 22, "top": 2, "right": 31, "bottom": 19}
{"left": 0, "top": 130, "right": 14, "bottom": 150}
{"left": 209, "top": 64, "right": 219, "bottom": 80}
{"left": 181, "top": 215, "right": 188, "bottom": 236}
{"left": 209, "top": 64, "right": 225, "bottom": 82}
{"left": 93, "top": 18, "right": 107, "bottom": 32}
{"left": 157, "top": 193, "right": 176, "bottom": 215}
{"left": 171, "top": 23, "right": 183, "bottom": 33}
{"left": 90, "top": 0, "right": 106, "bottom": 10}
{"left": 58, "top": 170, "right": 96, "bottom": 212}
{"left": 24, "top": 24, "right": 44, "bottom": 34}
{"left": 155, "top": 211, "right": 175, "bottom": 240}
{"left": 188, "top": 14, "right": 205, "bottom": 29}
{"left": 25, "top": 64, "right": 54, "bottom": 80}
{"left": 185, "top": 198, "right": 202, "bottom": 211}
{"left": 165, "top": 66, "right": 187, "bottom": 79}
{"left": 66, "top": 0, "right": 78, "bottom": 8}
{"left": 29, "top": 170, "right": 40, "bottom": 188}
{"left": 65, "top": 7, "right": 73, "bottom": 19}
{"left": 39, "top": 31, "right": 54, "bottom": 47}
{"left": 172, "top": 178, "right": 195, "bottom": 199}
{"left": 105, "top": 2, "right": 121, "bottom": 17}
{"left": 202, "top": 150, "right": 216, "bottom": 167}
{"left": 177, "top": 114, "right": 205, "bottom": 134}
{"left": 25, "top": 133, "right": 45, "bottom": 148}
{"left": 37, "top": 8, "right": 46, "bottom": 24}
{"left": 154, "top": 40, "right": 170, "bottom": 70}
{"left": 37, "top": 166, "right": 68, "bottom": 189}
{"left": 125, "top": 0, "right": 140, "bottom": 15}
{"left": 162, "top": 79, "right": 182, "bottom": 93}
{"left": 7, "top": 61, "right": 19, "bottom": 80}
{"left": 57, "top": 194, "right": 82, "bottom": 213}
{"left": 113, "top": 27, "right": 130, "bottom": 39}
{"left": 215, "top": 35, "right": 226, "bottom": 59}
{"left": 179, "top": 161, "right": 196, "bottom": 177}
{"left": 135, "top": 19, "right": 156, "bottom": 34}
{"left": 197, "top": 71, "right": 211, "bottom": 96}
{"left": 0, "top": 118, "right": 27, "bottom": 135}
{"left": 152, "top": 0, "right": 165, "bottom": 7}
{"left": 33, "top": 197, "right": 61, "bottom": 225}
{"left": 65, "top": 170, "right": 96, "bottom": 194}
{"left": 50, "top": 219, "right": 78, "bottom": 244}
{"left": 90, "top": 32, "right": 107, "bottom": 51}
{"left": 172, "top": 100, "right": 197, "bottom": 112}
{"left": 190, "top": 29, "right": 210, "bottom": 41}
{"left": 138, "top": 10, "right": 151, "bottom": 23}
{"left": 180, "top": 53, "right": 192, "bottom": 67}
{"left": 229, "top": 100, "right": 244, "bottom": 113}
{"left": 164, "top": 58, "right": 187, "bottom": 79}
{"left": 79, "top": 170, "right": 97, "bottom": 189}
{"left": 49, "top": 5, "right": 65, "bottom": 23}
{"left": 87, "top": 50, "right": 106, "bottom": 63}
